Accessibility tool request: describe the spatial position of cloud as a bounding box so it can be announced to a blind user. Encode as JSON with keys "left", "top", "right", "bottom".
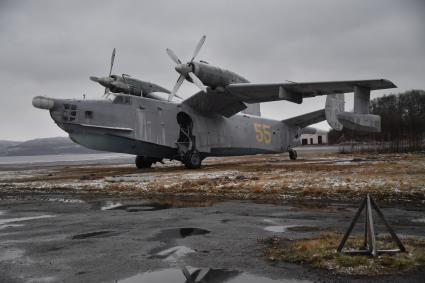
{"left": 0, "top": 0, "right": 424, "bottom": 140}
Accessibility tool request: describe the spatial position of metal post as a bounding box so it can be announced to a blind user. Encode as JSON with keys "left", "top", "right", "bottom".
{"left": 370, "top": 197, "right": 406, "bottom": 252}
{"left": 363, "top": 199, "right": 369, "bottom": 250}
{"left": 366, "top": 194, "right": 377, "bottom": 257}
{"left": 337, "top": 197, "right": 366, "bottom": 252}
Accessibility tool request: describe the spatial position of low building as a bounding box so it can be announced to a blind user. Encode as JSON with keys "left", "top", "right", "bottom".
{"left": 301, "top": 130, "right": 328, "bottom": 145}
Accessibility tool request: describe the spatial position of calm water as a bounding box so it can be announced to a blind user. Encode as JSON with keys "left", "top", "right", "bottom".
{"left": 0, "top": 153, "right": 132, "bottom": 165}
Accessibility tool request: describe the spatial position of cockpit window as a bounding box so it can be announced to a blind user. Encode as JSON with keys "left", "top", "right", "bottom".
{"left": 113, "top": 95, "right": 131, "bottom": 104}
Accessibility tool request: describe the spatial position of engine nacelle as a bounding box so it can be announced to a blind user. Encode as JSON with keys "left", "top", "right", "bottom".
{"left": 192, "top": 62, "right": 249, "bottom": 88}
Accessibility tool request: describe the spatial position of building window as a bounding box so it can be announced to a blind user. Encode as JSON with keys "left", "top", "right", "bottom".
{"left": 318, "top": 136, "right": 322, "bottom": 144}
{"left": 310, "top": 138, "right": 313, "bottom": 144}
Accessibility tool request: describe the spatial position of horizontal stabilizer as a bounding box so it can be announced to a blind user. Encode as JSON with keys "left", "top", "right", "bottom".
{"left": 337, "top": 113, "right": 381, "bottom": 133}
{"left": 282, "top": 109, "right": 326, "bottom": 129}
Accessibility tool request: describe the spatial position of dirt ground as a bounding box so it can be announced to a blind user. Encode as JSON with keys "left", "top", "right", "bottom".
{"left": 1, "top": 151, "right": 424, "bottom": 204}
{"left": 0, "top": 151, "right": 424, "bottom": 282}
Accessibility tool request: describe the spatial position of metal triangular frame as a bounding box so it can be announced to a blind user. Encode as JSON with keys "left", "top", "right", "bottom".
{"left": 337, "top": 194, "right": 406, "bottom": 257}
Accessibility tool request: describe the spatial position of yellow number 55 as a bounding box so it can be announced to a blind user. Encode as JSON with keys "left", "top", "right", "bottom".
{"left": 254, "top": 123, "right": 272, "bottom": 144}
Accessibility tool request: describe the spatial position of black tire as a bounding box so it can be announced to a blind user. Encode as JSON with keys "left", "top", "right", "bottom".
{"left": 184, "top": 151, "right": 202, "bottom": 169}
{"left": 289, "top": 150, "right": 297, "bottom": 160}
{"left": 135, "top": 156, "right": 153, "bottom": 169}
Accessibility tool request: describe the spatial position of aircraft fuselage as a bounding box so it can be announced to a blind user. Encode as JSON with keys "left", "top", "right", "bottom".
{"left": 45, "top": 95, "right": 299, "bottom": 160}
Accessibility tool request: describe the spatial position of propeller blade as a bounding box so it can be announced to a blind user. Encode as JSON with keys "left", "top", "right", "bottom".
{"left": 181, "top": 266, "right": 191, "bottom": 280}
{"left": 190, "top": 35, "right": 206, "bottom": 62}
{"left": 188, "top": 72, "right": 207, "bottom": 93}
{"left": 166, "top": 48, "right": 182, "bottom": 65}
{"left": 109, "top": 48, "right": 116, "bottom": 76}
{"left": 168, "top": 75, "right": 185, "bottom": 102}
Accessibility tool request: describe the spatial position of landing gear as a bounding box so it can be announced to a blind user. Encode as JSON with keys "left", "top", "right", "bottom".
{"left": 183, "top": 151, "right": 202, "bottom": 169}
{"left": 135, "top": 156, "right": 153, "bottom": 169}
{"left": 176, "top": 112, "right": 202, "bottom": 169}
{"left": 289, "top": 149, "right": 298, "bottom": 160}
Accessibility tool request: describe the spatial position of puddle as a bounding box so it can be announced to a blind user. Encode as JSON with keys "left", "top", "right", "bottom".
{"left": 0, "top": 215, "right": 55, "bottom": 225}
{"left": 47, "top": 198, "right": 84, "bottom": 204}
{"left": 264, "top": 225, "right": 299, "bottom": 233}
{"left": 101, "top": 202, "right": 172, "bottom": 212}
{"left": 100, "top": 201, "right": 124, "bottom": 210}
{"left": 152, "top": 245, "right": 196, "bottom": 262}
{"left": 155, "top": 228, "right": 210, "bottom": 241}
{"left": 118, "top": 267, "right": 311, "bottom": 283}
{"left": 286, "top": 226, "right": 320, "bottom": 232}
{"left": 412, "top": 218, "right": 425, "bottom": 223}
{"left": 71, "top": 230, "right": 119, "bottom": 239}
{"left": 97, "top": 199, "right": 217, "bottom": 212}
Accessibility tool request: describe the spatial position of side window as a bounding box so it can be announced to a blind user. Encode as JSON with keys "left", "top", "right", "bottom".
{"left": 63, "top": 104, "right": 77, "bottom": 122}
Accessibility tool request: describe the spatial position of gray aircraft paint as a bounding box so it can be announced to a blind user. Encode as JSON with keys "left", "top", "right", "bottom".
{"left": 44, "top": 95, "right": 289, "bottom": 159}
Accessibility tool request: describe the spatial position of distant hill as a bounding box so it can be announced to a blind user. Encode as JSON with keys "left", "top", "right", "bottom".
{"left": 0, "top": 137, "right": 101, "bottom": 156}
{"left": 0, "top": 140, "right": 21, "bottom": 155}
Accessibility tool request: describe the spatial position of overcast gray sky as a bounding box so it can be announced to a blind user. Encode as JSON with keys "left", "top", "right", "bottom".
{"left": 1, "top": 0, "right": 424, "bottom": 141}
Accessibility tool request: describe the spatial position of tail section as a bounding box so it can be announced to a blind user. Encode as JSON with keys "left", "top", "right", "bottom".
{"left": 325, "top": 89, "right": 381, "bottom": 133}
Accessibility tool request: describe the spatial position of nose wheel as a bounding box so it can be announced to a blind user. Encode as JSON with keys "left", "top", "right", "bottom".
{"left": 288, "top": 149, "right": 298, "bottom": 160}
{"left": 135, "top": 156, "right": 153, "bottom": 169}
{"left": 183, "top": 151, "right": 202, "bottom": 169}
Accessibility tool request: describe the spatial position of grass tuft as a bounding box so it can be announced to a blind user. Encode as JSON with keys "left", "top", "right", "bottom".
{"left": 261, "top": 232, "right": 425, "bottom": 276}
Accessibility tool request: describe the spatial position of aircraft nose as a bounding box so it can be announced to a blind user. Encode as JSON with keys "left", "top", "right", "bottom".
{"left": 32, "top": 96, "right": 55, "bottom": 110}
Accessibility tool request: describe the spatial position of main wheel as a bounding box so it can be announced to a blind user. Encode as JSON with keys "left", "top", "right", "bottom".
{"left": 135, "top": 156, "right": 153, "bottom": 169}
{"left": 184, "top": 151, "right": 202, "bottom": 169}
{"left": 289, "top": 149, "right": 298, "bottom": 160}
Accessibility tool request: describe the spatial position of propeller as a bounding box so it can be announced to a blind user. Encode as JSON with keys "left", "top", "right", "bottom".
{"left": 166, "top": 35, "right": 207, "bottom": 102}
{"left": 104, "top": 48, "right": 116, "bottom": 96}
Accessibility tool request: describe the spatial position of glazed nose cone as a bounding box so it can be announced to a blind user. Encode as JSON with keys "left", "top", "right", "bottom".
{"left": 32, "top": 96, "right": 55, "bottom": 110}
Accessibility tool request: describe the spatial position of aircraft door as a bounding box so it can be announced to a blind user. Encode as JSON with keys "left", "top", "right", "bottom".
{"left": 136, "top": 108, "right": 150, "bottom": 142}
{"left": 176, "top": 112, "right": 195, "bottom": 156}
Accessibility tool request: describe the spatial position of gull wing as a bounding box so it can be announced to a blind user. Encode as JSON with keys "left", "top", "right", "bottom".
{"left": 182, "top": 79, "right": 396, "bottom": 117}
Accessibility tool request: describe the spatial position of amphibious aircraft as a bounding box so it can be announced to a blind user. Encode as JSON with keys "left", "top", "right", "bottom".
{"left": 33, "top": 36, "right": 396, "bottom": 169}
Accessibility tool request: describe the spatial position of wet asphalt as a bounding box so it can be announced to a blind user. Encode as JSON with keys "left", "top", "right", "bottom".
{"left": 0, "top": 194, "right": 424, "bottom": 283}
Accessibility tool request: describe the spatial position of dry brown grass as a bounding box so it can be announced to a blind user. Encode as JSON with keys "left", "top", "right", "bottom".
{"left": 1, "top": 152, "right": 424, "bottom": 203}
{"left": 261, "top": 232, "right": 425, "bottom": 276}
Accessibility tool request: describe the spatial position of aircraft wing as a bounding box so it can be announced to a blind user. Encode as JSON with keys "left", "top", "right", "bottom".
{"left": 183, "top": 79, "right": 396, "bottom": 117}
